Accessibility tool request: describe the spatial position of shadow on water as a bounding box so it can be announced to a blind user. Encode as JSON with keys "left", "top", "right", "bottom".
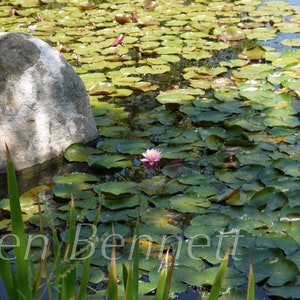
{"left": 0, "top": 152, "right": 96, "bottom": 200}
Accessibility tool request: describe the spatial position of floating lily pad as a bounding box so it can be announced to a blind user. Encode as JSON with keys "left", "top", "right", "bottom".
{"left": 93, "top": 181, "right": 137, "bottom": 198}
{"left": 156, "top": 90, "right": 195, "bottom": 104}
{"left": 89, "top": 82, "right": 117, "bottom": 95}
{"left": 140, "top": 207, "right": 182, "bottom": 235}
{"left": 232, "top": 64, "right": 274, "bottom": 80}
{"left": 136, "top": 65, "right": 170, "bottom": 74}
{"left": 64, "top": 144, "right": 101, "bottom": 162}
{"left": 88, "top": 154, "right": 131, "bottom": 169}
{"left": 138, "top": 176, "right": 169, "bottom": 196}
{"left": 117, "top": 139, "right": 154, "bottom": 154}
{"left": 169, "top": 194, "right": 210, "bottom": 213}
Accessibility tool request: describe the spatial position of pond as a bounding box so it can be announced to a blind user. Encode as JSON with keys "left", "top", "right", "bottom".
{"left": 1, "top": 0, "right": 300, "bottom": 299}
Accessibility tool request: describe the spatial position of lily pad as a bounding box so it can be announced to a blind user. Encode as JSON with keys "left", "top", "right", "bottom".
{"left": 93, "top": 181, "right": 138, "bottom": 197}
{"left": 169, "top": 194, "right": 211, "bottom": 213}
{"left": 88, "top": 154, "right": 131, "bottom": 169}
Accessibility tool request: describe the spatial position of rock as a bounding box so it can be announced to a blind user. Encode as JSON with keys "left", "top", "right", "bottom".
{"left": 0, "top": 32, "right": 98, "bottom": 173}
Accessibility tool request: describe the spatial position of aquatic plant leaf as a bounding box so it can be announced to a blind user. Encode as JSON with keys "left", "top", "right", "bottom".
{"left": 250, "top": 187, "right": 287, "bottom": 211}
{"left": 177, "top": 170, "right": 207, "bottom": 185}
{"left": 98, "top": 126, "right": 131, "bottom": 138}
{"left": 52, "top": 184, "right": 94, "bottom": 200}
{"left": 156, "top": 90, "right": 195, "bottom": 104}
{"left": 117, "top": 139, "right": 154, "bottom": 154}
{"left": 192, "top": 111, "right": 232, "bottom": 123}
{"left": 102, "top": 195, "right": 141, "bottom": 210}
{"left": 138, "top": 176, "right": 168, "bottom": 196}
{"left": 264, "top": 277, "right": 300, "bottom": 299}
{"left": 281, "top": 38, "right": 300, "bottom": 47}
{"left": 88, "top": 154, "right": 131, "bottom": 169}
{"left": 53, "top": 172, "right": 99, "bottom": 185}
{"left": 64, "top": 144, "right": 101, "bottom": 162}
{"left": 232, "top": 64, "right": 274, "bottom": 79}
{"left": 140, "top": 208, "right": 181, "bottom": 235}
{"left": 136, "top": 65, "right": 170, "bottom": 74}
{"left": 255, "top": 233, "right": 298, "bottom": 255}
{"left": 169, "top": 194, "right": 210, "bottom": 213}
{"left": 93, "top": 181, "right": 137, "bottom": 196}
{"left": 89, "top": 82, "right": 117, "bottom": 95}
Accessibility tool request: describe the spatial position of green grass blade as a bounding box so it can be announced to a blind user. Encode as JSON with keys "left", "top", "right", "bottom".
{"left": 0, "top": 248, "right": 18, "bottom": 299}
{"left": 165, "top": 251, "right": 175, "bottom": 296}
{"left": 208, "top": 246, "right": 230, "bottom": 300}
{"left": 6, "top": 145, "right": 32, "bottom": 299}
{"left": 132, "top": 217, "right": 140, "bottom": 300}
{"left": 108, "top": 223, "right": 118, "bottom": 300}
{"left": 124, "top": 262, "right": 133, "bottom": 300}
{"left": 247, "top": 255, "right": 255, "bottom": 300}
{"left": 108, "top": 265, "right": 118, "bottom": 300}
{"left": 32, "top": 260, "right": 45, "bottom": 296}
{"left": 61, "top": 196, "right": 77, "bottom": 300}
{"left": 77, "top": 204, "right": 101, "bottom": 300}
{"left": 122, "top": 262, "right": 129, "bottom": 294}
{"left": 154, "top": 249, "right": 174, "bottom": 300}
{"left": 52, "top": 227, "right": 62, "bottom": 290}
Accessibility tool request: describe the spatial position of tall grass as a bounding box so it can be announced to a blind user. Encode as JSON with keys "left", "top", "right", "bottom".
{"left": 0, "top": 147, "right": 97, "bottom": 299}
{"left": 0, "top": 146, "right": 32, "bottom": 300}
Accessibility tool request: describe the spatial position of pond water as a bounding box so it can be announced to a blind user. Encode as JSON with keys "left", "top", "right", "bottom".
{"left": 1, "top": 0, "right": 300, "bottom": 299}
{"left": 286, "top": 0, "right": 300, "bottom": 6}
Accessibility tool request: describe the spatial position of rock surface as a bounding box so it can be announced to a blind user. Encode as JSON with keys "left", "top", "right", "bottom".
{"left": 0, "top": 32, "right": 98, "bottom": 173}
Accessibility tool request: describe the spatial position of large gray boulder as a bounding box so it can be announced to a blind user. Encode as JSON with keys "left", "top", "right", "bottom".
{"left": 0, "top": 32, "right": 98, "bottom": 173}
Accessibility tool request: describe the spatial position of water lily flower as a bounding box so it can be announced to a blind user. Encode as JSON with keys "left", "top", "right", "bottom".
{"left": 140, "top": 148, "right": 161, "bottom": 167}
{"left": 28, "top": 24, "right": 36, "bottom": 32}
{"left": 111, "top": 33, "right": 125, "bottom": 46}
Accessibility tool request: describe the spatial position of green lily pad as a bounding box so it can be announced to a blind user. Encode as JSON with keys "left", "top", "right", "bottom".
{"left": 89, "top": 82, "right": 117, "bottom": 95}
{"left": 64, "top": 144, "right": 101, "bottom": 162}
{"left": 156, "top": 90, "right": 195, "bottom": 104}
{"left": 138, "top": 176, "right": 169, "bottom": 196}
{"left": 140, "top": 207, "right": 182, "bottom": 235}
{"left": 117, "top": 139, "right": 154, "bottom": 155}
{"left": 232, "top": 64, "right": 274, "bottom": 79}
{"left": 177, "top": 170, "right": 207, "bottom": 185}
{"left": 93, "top": 181, "right": 137, "bottom": 197}
{"left": 136, "top": 65, "right": 170, "bottom": 75}
{"left": 102, "top": 195, "right": 141, "bottom": 210}
{"left": 98, "top": 126, "right": 131, "bottom": 138}
{"left": 264, "top": 275, "right": 300, "bottom": 299}
{"left": 250, "top": 187, "right": 287, "bottom": 211}
{"left": 88, "top": 154, "right": 131, "bottom": 169}
{"left": 281, "top": 38, "right": 300, "bottom": 47}
{"left": 169, "top": 194, "right": 211, "bottom": 213}
{"left": 256, "top": 232, "right": 298, "bottom": 255}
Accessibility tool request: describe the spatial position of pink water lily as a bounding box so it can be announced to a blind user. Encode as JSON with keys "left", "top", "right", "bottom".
{"left": 140, "top": 148, "right": 161, "bottom": 167}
